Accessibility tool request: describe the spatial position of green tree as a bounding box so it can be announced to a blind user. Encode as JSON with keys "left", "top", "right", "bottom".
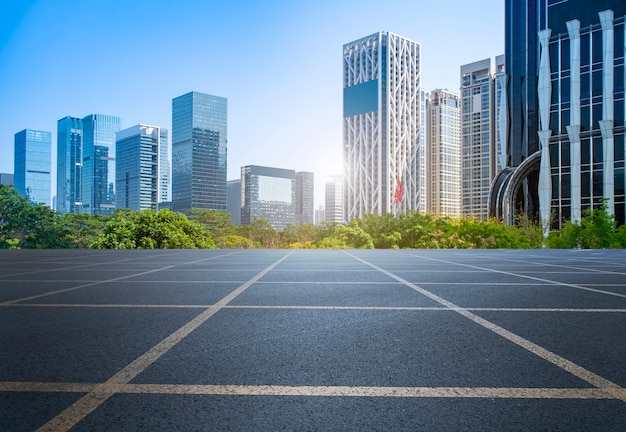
{"left": 92, "top": 209, "right": 215, "bottom": 249}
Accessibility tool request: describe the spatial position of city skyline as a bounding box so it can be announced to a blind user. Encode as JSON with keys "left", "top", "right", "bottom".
{"left": 0, "top": 1, "right": 504, "bottom": 208}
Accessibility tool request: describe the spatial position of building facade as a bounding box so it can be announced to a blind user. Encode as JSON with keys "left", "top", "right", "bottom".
{"left": 492, "top": 0, "right": 626, "bottom": 233}
{"left": 0, "top": 173, "right": 14, "bottom": 185}
{"left": 56, "top": 116, "right": 83, "bottom": 213}
{"left": 241, "top": 165, "right": 295, "bottom": 230}
{"left": 171, "top": 91, "right": 227, "bottom": 212}
{"left": 343, "top": 31, "right": 425, "bottom": 221}
{"left": 460, "top": 57, "right": 507, "bottom": 219}
{"left": 115, "top": 124, "right": 168, "bottom": 211}
{"left": 295, "top": 171, "right": 314, "bottom": 225}
{"left": 325, "top": 175, "right": 344, "bottom": 224}
{"left": 427, "top": 89, "right": 462, "bottom": 217}
{"left": 81, "top": 114, "right": 121, "bottom": 215}
{"left": 227, "top": 179, "right": 241, "bottom": 225}
{"left": 14, "top": 129, "right": 51, "bottom": 206}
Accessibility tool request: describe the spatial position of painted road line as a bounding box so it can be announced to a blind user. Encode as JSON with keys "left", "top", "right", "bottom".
{"left": 35, "top": 251, "right": 293, "bottom": 432}
{"left": 2, "top": 381, "right": 625, "bottom": 400}
{"left": 400, "top": 251, "right": 626, "bottom": 299}
{"left": 345, "top": 251, "right": 626, "bottom": 402}
{"left": 0, "top": 251, "right": 242, "bottom": 306}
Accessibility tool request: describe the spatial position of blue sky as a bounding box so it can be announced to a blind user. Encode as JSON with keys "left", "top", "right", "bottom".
{"left": 0, "top": 0, "right": 504, "bottom": 207}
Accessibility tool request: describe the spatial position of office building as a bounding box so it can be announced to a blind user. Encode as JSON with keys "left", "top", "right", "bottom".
{"left": 491, "top": 0, "right": 626, "bottom": 234}
{"left": 325, "top": 175, "right": 344, "bottom": 224}
{"left": 14, "top": 129, "right": 51, "bottom": 206}
{"left": 295, "top": 171, "right": 314, "bottom": 225}
{"left": 460, "top": 57, "right": 507, "bottom": 219}
{"left": 427, "top": 89, "right": 462, "bottom": 217}
{"left": 56, "top": 116, "right": 83, "bottom": 213}
{"left": 115, "top": 124, "right": 168, "bottom": 211}
{"left": 227, "top": 179, "right": 241, "bottom": 225}
{"left": 82, "top": 114, "right": 121, "bottom": 215}
{"left": 315, "top": 205, "right": 325, "bottom": 225}
{"left": 241, "top": 165, "right": 295, "bottom": 230}
{"left": 171, "top": 91, "right": 227, "bottom": 212}
{"left": 0, "top": 173, "right": 14, "bottom": 185}
{"left": 343, "top": 31, "right": 425, "bottom": 221}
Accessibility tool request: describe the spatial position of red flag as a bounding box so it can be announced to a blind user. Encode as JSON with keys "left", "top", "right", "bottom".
{"left": 394, "top": 177, "right": 403, "bottom": 203}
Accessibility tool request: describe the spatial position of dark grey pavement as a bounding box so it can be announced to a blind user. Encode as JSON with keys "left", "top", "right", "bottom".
{"left": 1, "top": 249, "right": 625, "bottom": 431}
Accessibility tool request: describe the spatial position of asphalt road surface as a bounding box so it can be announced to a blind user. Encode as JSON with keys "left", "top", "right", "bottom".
{"left": 1, "top": 248, "right": 625, "bottom": 431}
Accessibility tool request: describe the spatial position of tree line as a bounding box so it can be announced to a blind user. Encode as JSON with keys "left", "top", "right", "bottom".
{"left": 1, "top": 184, "right": 625, "bottom": 249}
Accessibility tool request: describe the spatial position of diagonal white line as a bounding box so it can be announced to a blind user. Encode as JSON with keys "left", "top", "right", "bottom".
{"left": 34, "top": 251, "right": 293, "bottom": 432}
{"left": 344, "top": 251, "right": 625, "bottom": 400}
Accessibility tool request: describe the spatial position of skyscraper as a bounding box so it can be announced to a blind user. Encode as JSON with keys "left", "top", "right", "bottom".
{"left": 241, "top": 165, "right": 295, "bottom": 230}
{"left": 343, "top": 31, "right": 425, "bottom": 221}
{"left": 427, "top": 89, "right": 462, "bottom": 217}
{"left": 325, "top": 175, "right": 344, "bottom": 224}
{"left": 460, "top": 57, "right": 507, "bottom": 219}
{"left": 56, "top": 116, "right": 83, "bottom": 214}
{"left": 295, "top": 171, "right": 314, "bottom": 225}
{"left": 492, "top": 0, "right": 626, "bottom": 234}
{"left": 115, "top": 124, "right": 168, "bottom": 211}
{"left": 227, "top": 179, "right": 241, "bottom": 225}
{"left": 82, "top": 114, "right": 121, "bottom": 215}
{"left": 14, "top": 129, "right": 51, "bottom": 206}
{"left": 171, "top": 91, "right": 227, "bottom": 212}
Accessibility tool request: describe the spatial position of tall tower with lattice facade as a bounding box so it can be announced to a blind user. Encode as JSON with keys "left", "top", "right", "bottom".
{"left": 342, "top": 32, "right": 425, "bottom": 221}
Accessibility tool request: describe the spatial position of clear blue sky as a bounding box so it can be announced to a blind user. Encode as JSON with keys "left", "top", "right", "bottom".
{"left": 0, "top": 0, "right": 504, "bottom": 207}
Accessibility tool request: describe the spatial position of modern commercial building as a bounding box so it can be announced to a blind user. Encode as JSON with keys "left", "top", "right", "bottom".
{"left": 460, "top": 57, "right": 507, "bottom": 219}
{"left": 325, "top": 174, "right": 344, "bottom": 224}
{"left": 0, "top": 173, "right": 14, "bottom": 185}
{"left": 343, "top": 31, "right": 426, "bottom": 221}
{"left": 227, "top": 179, "right": 241, "bottom": 225}
{"left": 171, "top": 91, "right": 227, "bottom": 212}
{"left": 56, "top": 116, "right": 83, "bottom": 213}
{"left": 491, "top": 0, "right": 626, "bottom": 234}
{"left": 81, "top": 114, "right": 122, "bottom": 215}
{"left": 295, "top": 171, "right": 314, "bottom": 225}
{"left": 241, "top": 165, "right": 295, "bottom": 230}
{"left": 115, "top": 124, "right": 168, "bottom": 211}
{"left": 315, "top": 205, "right": 325, "bottom": 225}
{"left": 426, "top": 89, "right": 462, "bottom": 217}
{"left": 14, "top": 129, "right": 51, "bottom": 206}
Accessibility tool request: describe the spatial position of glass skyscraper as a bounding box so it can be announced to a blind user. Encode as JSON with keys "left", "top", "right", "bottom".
{"left": 56, "top": 116, "right": 83, "bottom": 213}
{"left": 343, "top": 32, "right": 425, "bottom": 221}
{"left": 116, "top": 124, "right": 168, "bottom": 210}
{"left": 171, "top": 91, "right": 227, "bottom": 212}
{"left": 295, "top": 171, "right": 314, "bottom": 225}
{"left": 492, "top": 0, "right": 626, "bottom": 234}
{"left": 82, "top": 114, "right": 121, "bottom": 215}
{"left": 241, "top": 165, "right": 295, "bottom": 230}
{"left": 14, "top": 129, "right": 51, "bottom": 206}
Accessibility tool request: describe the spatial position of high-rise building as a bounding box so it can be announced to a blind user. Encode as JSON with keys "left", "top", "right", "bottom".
{"left": 14, "top": 129, "right": 51, "bottom": 206}
{"left": 82, "top": 114, "right": 121, "bottom": 215}
{"left": 241, "top": 165, "right": 295, "bottom": 230}
{"left": 460, "top": 57, "right": 507, "bottom": 219}
{"left": 325, "top": 175, "right": 344, "bottom": 224}
{"left": 115, "top": 124, "right": 168, "bottom": 211}
{"left": 315, "top": 205, "right": 325, "bottom": 225}
{"left": 171, "top": 91, "right": 227, "bottom": 212}
{"left": 491, "top": 0, "right": 626, "bottom": 234}
{"left": 0, "top": 173, "right": 14, "bottom": 185}
{"left": 343, "top": 31, "right": 425, "bottom": 221}
{"left": 295, "top": 171, "right": 314, "bottom": 225}
{"left": 56, "top": 116, "right": 83, "bottom": 213}
{"left": 427, "top": 89, "right": 462, "bottom": 217}
{"left": 227, "top": 179, "right": 241, "bottom": 225}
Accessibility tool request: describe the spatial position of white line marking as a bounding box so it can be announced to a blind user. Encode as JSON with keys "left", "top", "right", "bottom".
{"left": 344, "top": 251, "right": 625, "bottom": 399}
{"left": 34, "top": 251, "right": 293, "bottom": 432}
{"left": 2, "top": 381, "right": 624, "bottom": 400}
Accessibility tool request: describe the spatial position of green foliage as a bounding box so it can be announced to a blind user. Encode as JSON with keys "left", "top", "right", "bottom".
{"left": 92, "top": 209, "right": 215, "bottom": 249}
{"left": 546, "top": 201, "right": 625, "bottom": 249}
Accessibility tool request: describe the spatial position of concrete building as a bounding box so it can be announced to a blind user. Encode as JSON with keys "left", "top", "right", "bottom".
{"left": 343, "top": 31, "right": 426, "bottom": 221}
{"left": 324, "top": 175, "right": 344, "bottom": 224}
{"left": 427, "top": 89, "right": 461, "bottom": 217}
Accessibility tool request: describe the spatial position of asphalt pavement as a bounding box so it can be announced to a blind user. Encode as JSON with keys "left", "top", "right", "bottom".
{"left": 1, "top": 248, "right": 625, "bottom": 431}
